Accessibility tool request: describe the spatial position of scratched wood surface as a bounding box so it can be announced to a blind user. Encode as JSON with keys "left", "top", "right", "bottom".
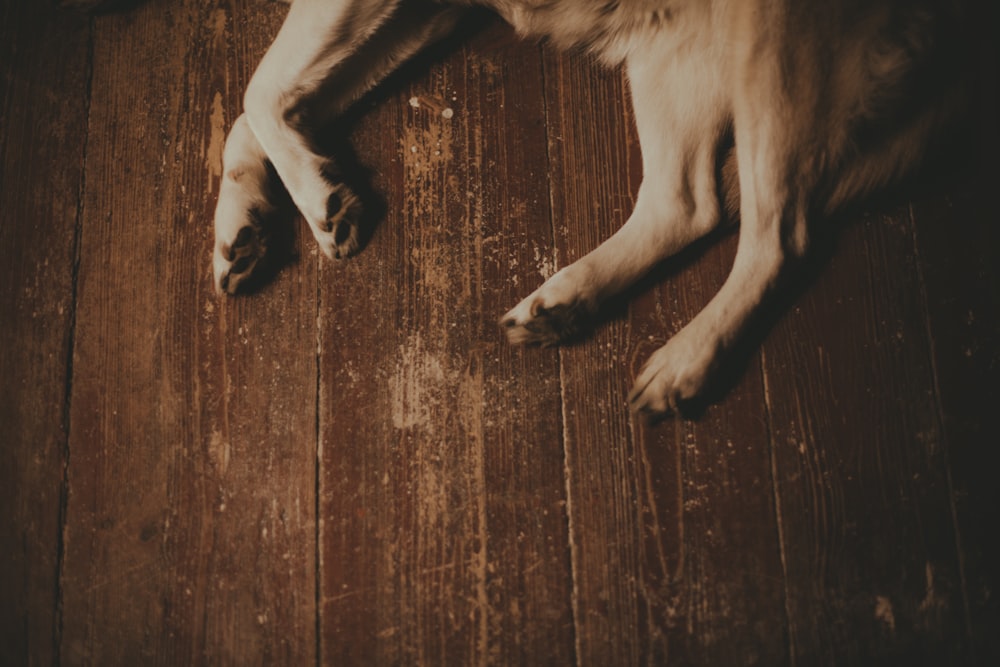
{"left": 316, "top": 20, "right": 574, "bottom": 664}
{"left": 0, "top": 3, "right": 90, "bottom": 664}
{"left": 761, "top": 206, "right": 972, "bottom": 665}
{"left": 1, "top": 1, "right": 997, "bottom": 665}
{"left": 541, "top": 51, "right": 790, "bottom": 665}
{"left": 911, "top": 185, "right": 1000, "bottom": 663}
{"left": 56, "top": 1, "right": 318, "bottom": 663}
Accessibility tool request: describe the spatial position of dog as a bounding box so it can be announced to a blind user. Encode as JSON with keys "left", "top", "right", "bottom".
{"left": 68, "top": 0, "right": 973, "bottom": 415}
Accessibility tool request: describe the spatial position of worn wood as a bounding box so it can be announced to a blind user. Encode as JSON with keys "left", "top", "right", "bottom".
{"left": 318, "top": 19, "right": 575, "bottom": 665}
{"left": 910, "top": 29, "right": 1000, "bottom": 660}
{"left": 541, "top": 52, "right": 791, "bottom": 665}
{"left": 761, "top": 207, "right": 972, "bottom": 664}
{"left": 911, "top": 183, "right": 1000, "bottom": 662}
{"left": 0, "top": 3, "right": 90, "bottom": 665}
{"left": 59, "top": 0, "right": 317, "bottom": 663}
{"left": 1, "top": 1, "right": 997, "bottom": 665}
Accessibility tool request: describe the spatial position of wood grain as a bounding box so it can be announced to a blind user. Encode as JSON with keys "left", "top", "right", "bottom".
{"left": 0, "top": 3, "right": 90, "bottom": 665}
{"left": 59, "top": 0, "right": 317, "bottom": 663}
{"left": 1, "top": 1, "right": 995, "bottom": 664}
{"left": 762, "top": 208, "right": 971, "bottom": 664}
{"left": 317, "top": 19, "right": 574, "bottom": 665}
{"left": 541, "top": 52, "right": 789, "bottom": 665}
{"left": 911, "top": 182, "right": 1000, "bottom": 662}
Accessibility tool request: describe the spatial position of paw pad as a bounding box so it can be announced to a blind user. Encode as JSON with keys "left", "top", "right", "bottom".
{"left": 314, "top": 185, "right": 363, "bottom": 260}
{"left": 215, "top": 218, "right": 268, "bottom": 295}
{"left": 501, "top": 299, "right": 591, "bottom": 346}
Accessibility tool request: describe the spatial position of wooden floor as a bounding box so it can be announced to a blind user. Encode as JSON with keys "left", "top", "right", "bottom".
{"left": 2, "top": 1, "right": 998, "bottom": 665}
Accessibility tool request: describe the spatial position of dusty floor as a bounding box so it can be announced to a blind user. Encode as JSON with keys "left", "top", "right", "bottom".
{"left": 2, "top": 0, "right": 998, "bottom": 664}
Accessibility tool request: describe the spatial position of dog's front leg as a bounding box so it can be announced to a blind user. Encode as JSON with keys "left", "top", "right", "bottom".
{"left": 502, "top": 35, "right": 731, "bottom": 344}
{"left": 213, "top": 113, "right": 280, "bottom": 293}
{"left": 628, "top": 49, "right": 816, "bottom": 415}
{"left": 214, "top": 0, "right": 465, "bottom": 293}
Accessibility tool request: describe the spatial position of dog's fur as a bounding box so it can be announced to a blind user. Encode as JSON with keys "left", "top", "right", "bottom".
{"left": 70, "top": 0, "right": 973, "bottom": 415}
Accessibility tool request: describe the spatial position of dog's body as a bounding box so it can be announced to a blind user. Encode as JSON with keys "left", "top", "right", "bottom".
{"left": 74, "top": 0, "right": 972, "bottom": 414}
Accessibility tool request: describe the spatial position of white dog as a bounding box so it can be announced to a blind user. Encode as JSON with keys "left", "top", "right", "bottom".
{"left": 69, "top": 0, "right": 972, "bottom": 415}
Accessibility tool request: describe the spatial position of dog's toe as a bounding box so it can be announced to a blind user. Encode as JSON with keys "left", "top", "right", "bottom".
{"left": 628, "top": 329, "right": 719, "bottom": 418}
{"left": 501, "top": 298, "right": 591, "bottom": 346}
{"left": 214, "top": 220, "right": 268, "bottom": 295}
{"left": 314, "top": 186, "right": 363, "bottom": 260}
{"left": 501, "top": 268, "right": 597, "bottom": 346}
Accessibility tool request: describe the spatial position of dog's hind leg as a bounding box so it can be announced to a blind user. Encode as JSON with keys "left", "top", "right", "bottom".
{"left": 213, "top": 0, "right": 465, "bottom": 293}
{"left": 502, "top": 29, "right": 731, "bottom": 344}
{"left": 628, "top": 33, "right": 819, "bottom": 415}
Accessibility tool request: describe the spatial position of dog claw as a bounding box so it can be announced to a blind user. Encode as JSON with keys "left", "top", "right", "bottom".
{"left": 627, "top": 327, "right": 718, "bottom": 418}
{"left": 214, "top": 219, "right": 268, "bottom": 295}
{"left": 501, "top": 299, "right": 590, "bottom": 346}
{"left": 315, "top": 186, "right": 363, "bottom": 261}
{"left": 502, "top": 268, "right": 597, "bottom": 346}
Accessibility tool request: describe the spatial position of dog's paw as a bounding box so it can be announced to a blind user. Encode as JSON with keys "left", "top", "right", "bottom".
{"left": 501, "top": 299, "right": 591, "bottom": 346}
{"left": 628, "top": 329, "right": 718, "bottom": 416}
{"left": 311, "top": 186, "right": 363, "bottom": 260}
{"left": 214, "top": 217, "right": 268, "bottom": 295}
{"left": 500, "top": 269, "right": 595, "bottom": 346}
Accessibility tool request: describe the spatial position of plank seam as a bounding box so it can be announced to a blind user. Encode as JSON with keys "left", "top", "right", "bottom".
{"left": 315, "top": 253, "right": 323, "bottom": 666}
{"left": 759, "top": 348, "right": 798, "bottom": 667}
{"left": 56, "top": 12, "right": 96, "bottom": 667}
{"left": 539, "top": 48, "right": 582, "bottom": 667}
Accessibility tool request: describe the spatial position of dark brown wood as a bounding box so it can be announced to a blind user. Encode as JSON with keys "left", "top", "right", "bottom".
{"left": 541, "top": 52, "right": 790, "bottom": 665}
{"left": 1, "top": 1, "right": 996, "bottom": 665}
{"left": 318, "top": 20, "right": 575, "bottom": 665}
{"left": 911, "top": 182, "right": 1000, "bottom": 662}
{"left": 761, "top": 207, "right": 972, "bottom": 664}
{"left": 58, "top": 1, "right": 317, "bottom": 663}
{"left": 0, "top": 3, "right": 90, "bottom": 665}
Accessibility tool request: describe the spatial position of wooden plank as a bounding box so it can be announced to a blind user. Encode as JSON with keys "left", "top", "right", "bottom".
{"left": 541, "top": 53, "right": 790, "bottom": 664}
{"left": 910, "top": 25, "right": 1000, "bottom": 660}
{"left": 318, "top": 20, "right": 575, "bottom": 665}
{"left": 911, "top": 181, "right": 1000, "bottom": 661}
{"left": 0, "top": 3, "right": 90, "bottom": 665}
{"left": 762, "top": 207, "right": 971, "bottom": 663}
{"left": 59, "top": 1, "right": 318, "bottom": 663}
